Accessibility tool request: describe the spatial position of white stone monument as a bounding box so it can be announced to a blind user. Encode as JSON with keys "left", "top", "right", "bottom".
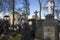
{"left": 42, "top": 1, "right": 58, "bottom": 40}
{"left": 45, "top": 1, "right": 54, "bottom": 14}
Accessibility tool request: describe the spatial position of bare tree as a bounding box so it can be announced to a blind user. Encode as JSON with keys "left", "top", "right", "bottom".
{"left": 21, "top": 0, "right": 30, "bottom": 23}
{"left": 39, "top": 0, "right": 42, "bottom": 19}
{"left": 52, "top": 0, "right": 55, "bottom": 16}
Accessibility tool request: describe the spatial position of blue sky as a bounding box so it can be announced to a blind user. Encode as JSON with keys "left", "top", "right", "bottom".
{"left": 10, "top": 0, "right": 60, "bottom": 19}
{"left": 29, "top": 0, "right": 47, "bottom": 19}
{"left": 0, "top": 0, "right": 60, "bottom": 19}
{"left": 28, "top": 0, "right": 60, "bottom": 19}
{"left": 15, "top": 0, "right": 47, "bottom": 19}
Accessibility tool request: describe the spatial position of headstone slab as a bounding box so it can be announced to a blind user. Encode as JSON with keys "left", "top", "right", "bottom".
{"left": 42, "top": 14, "right": 58, "bottom": 40}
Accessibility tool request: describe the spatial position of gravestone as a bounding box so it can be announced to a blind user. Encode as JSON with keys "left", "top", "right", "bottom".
{"left": 37, "top": 20, "right": 43, "bottom": 40}
{"left": 28, "top": 19, "right": 43, "bottom": 40}
{"left": 42, "top": 14, "right": 59, "bottom": 40}
{"left": 58, "top": 21, "right": 60, "bottom": 40}
{"left": 3, "top": 20, "right": 10, "bottom": 34}
{"left": 21, "top": 23, "right": 32, "bottom": 40}
{"left": 28, "top": 19, "right": 37, "bottom": 38}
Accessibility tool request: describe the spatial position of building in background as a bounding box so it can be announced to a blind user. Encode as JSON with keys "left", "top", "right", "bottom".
{"left": 8, "top": 11, "right": 20, "bottom": 25}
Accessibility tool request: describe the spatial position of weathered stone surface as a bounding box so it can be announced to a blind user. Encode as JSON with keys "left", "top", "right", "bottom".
{"left": 42, "top": 14, "right": 58, "bottom": 40}
{"left": 28, "top": 19, "right": 43, "bottom": 40}
{"left": 21, "top": 23, "right": 32, "bottom": 40}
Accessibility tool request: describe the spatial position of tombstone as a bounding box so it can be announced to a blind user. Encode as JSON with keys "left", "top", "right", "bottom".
{"left": 58, "top": 21, "right": 60, "bottom": 40}
{"left": 28, "top": 19, "right": 44, "bottom": 40}
{"left": 28, "top": 19, "right": 37, "bottom": 39}
{"left": 3, "top": 20, "right": 10, "bottom": 34}
{"left": 2, "top": 15, "right": 10, "bottom": 34}
{"left": 37, "top": 19, "right": 43, "bottom": 40}
{"left": 42, "top": 14, "right": 59, "bottom": 40}
{"left": 34, "top": 10, "right": 40, "bottom": 39}
{"left": 21, "top": 23, "right": 32, "bottom": 40}
{"left": 0, "top": 21, "right": 3, "bottom": 35}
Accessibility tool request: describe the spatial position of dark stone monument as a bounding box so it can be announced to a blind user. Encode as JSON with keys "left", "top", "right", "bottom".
{"left": 28, "top": 19, "right": 37, "bottom": 39}
{"left": 21, "top": 23, "right": 32, "bottom": 40}
{"left": 37, "top": 20, "right": 43, "bottom": 40}
{"left": 28, "top": 19, "right": 43, "bottom": 40}
{"left": 3, "top": 20, "right": 10, "bottom": 34}
{"left": 42, "top": 14, "right": 59, "bottom": 40}
{"left": 3, "top": 15, "right": 10, "bottom": 34}
{"left": 58, "top": 21, "right": 60, "bottom": 40}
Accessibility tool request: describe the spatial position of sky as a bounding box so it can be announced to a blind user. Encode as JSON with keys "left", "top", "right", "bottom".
{"left": 0, "top": 0, "right": 60, "bottom": 19}
{"left": 28, "top": 0, "right": 60, "bottom": 19}
{"left": 27, "top": 0, "right": 46, "bottom": 19}
{"left": 15, "top": 0, "right": 47, "bottom": 19}
{"left": 29, "top": 0, "right": 48, "bottom": 19}
{"left": 29, "top": 0, "right": 41, "bottom": 19}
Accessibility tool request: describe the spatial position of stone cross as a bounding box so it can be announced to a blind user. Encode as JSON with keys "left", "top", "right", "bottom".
{"left": 34, "top": 10, "right": 38, "bottom": 19}
{"left": 45, "top": 1, "right": 54, "bottom": 14}
{"left": 34, "top": 10, "right": 38, "bottom": 28}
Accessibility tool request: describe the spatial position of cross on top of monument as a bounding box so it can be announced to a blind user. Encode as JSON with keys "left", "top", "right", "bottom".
{"left": 45, "top": 1, "right": 54, "bottom": 14}
{"left": 34, "top": 10, "right": 38, "bottom": 19}
{"left": 34, "top": 10, "right": 38, "bottom": 14}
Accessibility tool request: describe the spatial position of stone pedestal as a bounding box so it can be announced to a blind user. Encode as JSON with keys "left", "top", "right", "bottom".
{"left": 42, "top": 14, "right": 58, "bottom": 40}
{"left": 28, "top": 19, "right": 43, "bottom": 40}
{"left": 28, "top": 19, "right": 37, "bottom": 37}
{"left": 28, "top": 19, "right": 36, "bottom": 32}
